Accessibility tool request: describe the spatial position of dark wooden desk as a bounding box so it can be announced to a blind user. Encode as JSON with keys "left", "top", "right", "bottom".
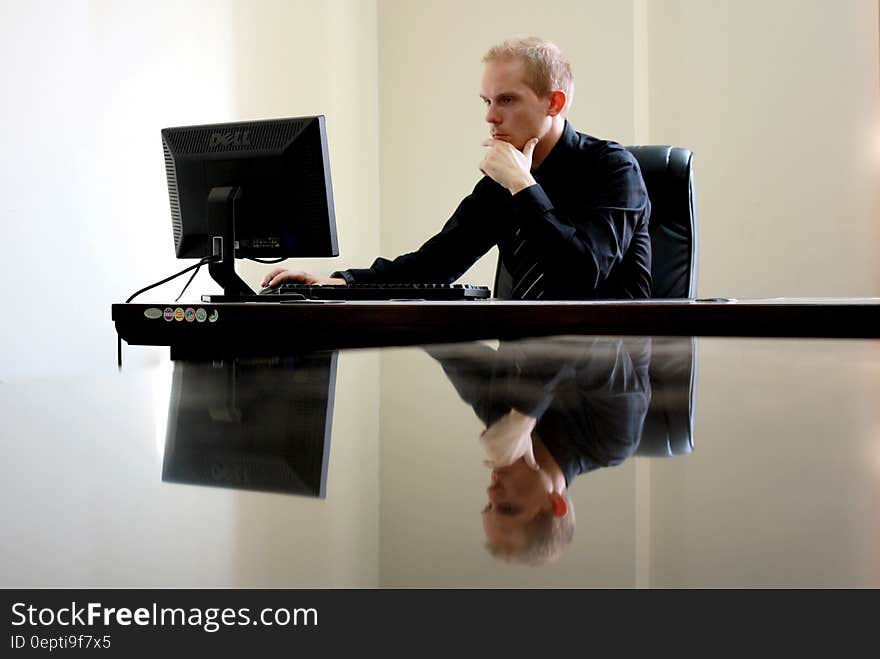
{"left": 112, "top": 298, "right": 880, "bottom": 353}
{"left": 14, "top": 313, "right": 880, "bottom": 588}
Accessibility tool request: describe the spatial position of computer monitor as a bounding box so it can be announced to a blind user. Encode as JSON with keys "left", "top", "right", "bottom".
{"left": 162, "top": 352, "right": 338, "bottom": 498}
{"left": 161, "top": 115, "right": 338, "bottom": 296}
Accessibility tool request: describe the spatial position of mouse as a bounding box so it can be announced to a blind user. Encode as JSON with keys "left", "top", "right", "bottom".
{"left": 259, "top": 285, "right": 281, "bottom": 295}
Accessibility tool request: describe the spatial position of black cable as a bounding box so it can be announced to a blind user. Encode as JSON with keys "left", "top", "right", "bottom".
{"left": 246, "top": 257, "right": 287, "bottom": 264}
{"left": 126, "top": 256, "right": 218, "bottom": 303}
{"left": 175, "top": 258, "right": 206, "bottom": 302}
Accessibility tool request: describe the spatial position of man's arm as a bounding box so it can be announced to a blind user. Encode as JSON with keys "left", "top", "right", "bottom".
{"left": 332, "top": 184, "right": 500, "bottom": 284}
{"left": 424, "top": 341, "right": 574, "bottom": 470}
{"left": 511, "top": 151, "right": 649, "bottom": 296}
{"left": 425, "top": 341, "right": 576, "bottom": 427}
{"left": 334, "top": 135, "right": 546, "bottom": 285}
{"left": 262, "top": 182, "right": 501, "bottom": 287}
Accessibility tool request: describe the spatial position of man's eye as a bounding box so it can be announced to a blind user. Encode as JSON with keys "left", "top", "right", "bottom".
{"left": 501, "top": 96, "right": 513, "bottom": 104}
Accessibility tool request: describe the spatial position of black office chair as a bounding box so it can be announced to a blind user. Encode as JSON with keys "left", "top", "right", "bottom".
{"left": 627, "top": 146, "right": 698, "bottom": 457}
{"left": 627, "top": 145, "right": 697, "bottom": 299}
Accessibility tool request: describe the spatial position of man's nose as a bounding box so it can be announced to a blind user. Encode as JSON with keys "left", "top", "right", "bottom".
{"left": 485, "top": 106, "right": 501, "bottom": 124}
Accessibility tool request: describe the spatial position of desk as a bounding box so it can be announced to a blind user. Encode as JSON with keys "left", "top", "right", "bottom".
{"left": 4, "top": 329, "right": 880, "bottom": 587}
{"left": 112, "top": 298, "right": 880, "bottom": 353}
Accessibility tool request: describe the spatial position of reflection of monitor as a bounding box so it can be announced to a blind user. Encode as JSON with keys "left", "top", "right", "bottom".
{"left": 162, "top": 352, "right": 337, "bottom": 498}
{"left": 161, "top": 115, "right": 338, "bottom": 296}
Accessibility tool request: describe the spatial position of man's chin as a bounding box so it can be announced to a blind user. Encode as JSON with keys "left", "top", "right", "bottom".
{"left": 493, "top": 134, "right": 521, "bottom": 148}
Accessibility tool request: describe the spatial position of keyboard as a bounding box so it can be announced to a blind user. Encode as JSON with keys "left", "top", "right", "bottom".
{"left": 202, "top": 283, "right": 491, "bottom": 302}
{"left": 265, "top": 283, "right": 491, "bottom": 301}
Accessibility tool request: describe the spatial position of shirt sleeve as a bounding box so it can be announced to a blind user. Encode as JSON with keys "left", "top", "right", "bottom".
{"left": 510, "top": 151, "right": 649, "bottom": 295}
{"left": 332, "top": 180, "right": 501, "bottom": 284}
{"left": 424, "top": 341, "right": 577, "bottom": 428}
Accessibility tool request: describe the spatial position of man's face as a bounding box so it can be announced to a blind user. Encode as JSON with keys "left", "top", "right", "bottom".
{"left": 481, "top": 459, "right": 552, "bottom": 549}
{"left": 480, "top": 58, "right": 553, "bottom": 151}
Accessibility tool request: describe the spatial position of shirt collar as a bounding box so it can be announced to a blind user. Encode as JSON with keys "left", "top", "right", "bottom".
{"left": 534, "top": 120, "right": 578, "bottom": 178}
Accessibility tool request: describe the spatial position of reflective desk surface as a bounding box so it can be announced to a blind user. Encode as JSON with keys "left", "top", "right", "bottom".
{"left": 2, "top": 335, "right": 879, "bottom": 588}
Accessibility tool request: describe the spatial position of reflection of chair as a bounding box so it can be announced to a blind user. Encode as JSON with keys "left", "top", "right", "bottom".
{"left": 637, "top": 336, "right": 696, "bottom": 457}
{"left": 494, "top": 145, "right": 698, "bottom": 299}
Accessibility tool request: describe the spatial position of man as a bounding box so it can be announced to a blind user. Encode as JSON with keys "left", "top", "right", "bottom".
{"left": 426, "top": 336, "right": 652, "bottom": 565}
{"left": 263, "top": 37, "right": 651, "bottom": 300}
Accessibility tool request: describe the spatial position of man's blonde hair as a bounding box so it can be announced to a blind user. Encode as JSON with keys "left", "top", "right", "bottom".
{"left": 483, "top": 37, "right": 574, "bottom": 108}
{"left": 486, "top": 496, "right": 575, "bottom": 566}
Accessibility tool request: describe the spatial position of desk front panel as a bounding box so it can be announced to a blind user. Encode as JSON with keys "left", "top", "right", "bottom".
{"left": 113, "top": 299, "right": 880, "bottom": 355}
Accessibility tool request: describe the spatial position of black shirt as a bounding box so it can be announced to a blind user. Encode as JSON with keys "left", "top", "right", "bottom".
{"left": 334, "top": 121, "right": 652, "bottom": 299}
{"left": 425, "top": 336, "right": 652, "bottom": 486}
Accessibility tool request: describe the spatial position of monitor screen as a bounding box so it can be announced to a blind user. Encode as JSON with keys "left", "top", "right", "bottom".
{"left": 162, "top": 352, "right": 337, "bottom": 498}
{"left": 161, "top": 115, "right": 338, "bottom": 294}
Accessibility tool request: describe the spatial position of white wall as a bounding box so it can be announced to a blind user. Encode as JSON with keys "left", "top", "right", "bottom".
{"left": 0, "top": 0, "right": 381, "bottom": 378}
{"left": 647, "top": 0, "right": 880, "bottom": 297}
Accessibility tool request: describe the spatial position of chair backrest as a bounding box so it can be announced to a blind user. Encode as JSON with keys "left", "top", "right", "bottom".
{"left": 493, "top": 145, "right": 697, "bottom": 299}
{"left": 627, "top": 145, "right": 697, "bottom": 298}
{"left": 636, "top": 336, "right": 696, "bottom": 457}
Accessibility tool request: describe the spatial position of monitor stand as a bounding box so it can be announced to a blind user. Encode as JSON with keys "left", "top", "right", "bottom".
{"left": 206, "top": 186, "right": 255, "bottom": 298}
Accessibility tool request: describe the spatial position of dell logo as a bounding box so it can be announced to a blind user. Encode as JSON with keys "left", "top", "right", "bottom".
{"left": 209, "top": 130, "right": 252, "bottom": 148}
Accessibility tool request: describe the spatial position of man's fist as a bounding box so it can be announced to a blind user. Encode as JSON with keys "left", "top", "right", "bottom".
{"left": 479, "top": 409, "right": 539, "bottom": 470}
{"left": 479, "top": 137, "right": 538, "bottom": 194}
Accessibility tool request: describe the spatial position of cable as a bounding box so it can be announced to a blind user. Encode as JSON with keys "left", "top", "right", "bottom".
{"left": 246, "top": 257, "right": 287, "bottom": 264}
{"left": 175, "top": 258, "right": 206, "bottom": 302}
{"left": 126, "top": 256, "right": 218, "bottom": 303}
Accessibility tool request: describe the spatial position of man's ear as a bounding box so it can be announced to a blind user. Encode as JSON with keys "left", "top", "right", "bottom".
{"left": 549, "top": 492, "right": 568, "bottom": 517}
{"left": 547, "top": 90, "right": 567, "bottom": 117}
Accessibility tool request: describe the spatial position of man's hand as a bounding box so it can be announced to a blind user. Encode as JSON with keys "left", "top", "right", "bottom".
{"left": 479, "top": 137, "right": 539, "bottom": 195}
{"left": 261, "top": 267, "right": 345, "bottom": 288}
{"left": 480, "top": 409, "right": 539, "bottom": 470}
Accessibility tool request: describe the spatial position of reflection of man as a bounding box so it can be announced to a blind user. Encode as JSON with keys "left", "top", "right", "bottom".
{"left": 427, "top": 337, "right": 651, "bottom": 565}
{"left": 263, "top": 37, "right": 650, "bottom": 300}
